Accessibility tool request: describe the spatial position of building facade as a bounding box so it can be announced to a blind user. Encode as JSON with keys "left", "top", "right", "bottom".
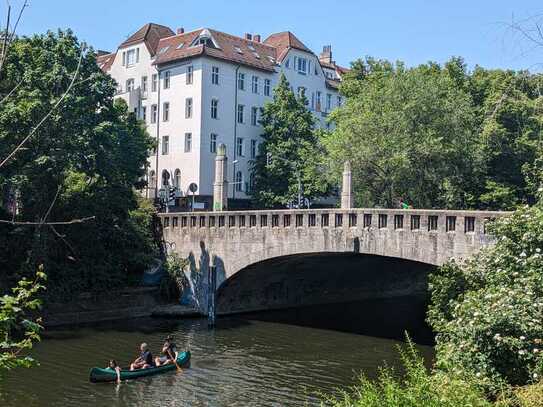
{"left": 97, "top": 23, "right": 347, "bottom": 209}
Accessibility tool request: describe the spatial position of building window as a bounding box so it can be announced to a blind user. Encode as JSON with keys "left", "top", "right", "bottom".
{"left": 321, "top": 213, "right": 329, "bottom": 227}
{"left": 260, "top": 214, "right": 268, "bottom": 227}
{"left": 237, "top": 104, "right": 244, "bottom": 123}
{"left": 163, "top": 102, "right": 170, "bottom": 121}
{"left": 326, "top": 93, "right": 332, "bottom": 111}
{"left": 126, "top": 48, "right": 138, "bottom": 66}
{"left": 251, "top": 106, "right": 258, "bottom": 126}
{"left": 264, "top": 79, "right": 271, "bottom": 96}
{"left": 283, "top": 214, "right": 291, "bottom": 227}
{"left": 239, "top": 215, "right": 246, "bottom": 227}
{"left": 211, "top": 66, "right": 219, "bottom": 85}
{"left": 249, "top": 173, "right": 255, "bottom": 192}
{"left": 149, "top": 170, "right": 156, "bottom": 189}
{"left": 185, "top": 98, "right": 193, "bottom": 118}
{"left": 164, "top": 71, "right": 170, "bottom": 89}
{"left": 162, "top": 135, "right": 169, "bottom": 155}
{"left": 296, "top": 214, "right": 304, "bottom": 227}
{"left": 211, "top": 99, "right": 218, "bottom": 119}
{"left": 309, "top": 213, "right": 316, "bottom": 227}
{"left": 141, "top": 76, "right": 148, "bottom": 92}
{"left": 285, "top": 58, "right": 290, "bottom": 69}
{"left": 296, "top": 56, "right": 308, "bottom": 74}
{"left": 210, "top": 133, "right": 217, "bottom": 153}
{"left": 150, "top": 104, "right": 157, "bottom": 123}
{"left": 297, "top": 86, "right": 306, "bottom": 98}
{"left": 316, "top": 91, "right": 322, "bottom": 112}
{"left": 126, "top": 78, "right": 134, "bottom": 92}
{"left": 184, "top": 133, "right": 192, "bottom": 152}
{"left": 250, "top": 215, "right": 257, "bottom": 227}
{"left": 235, "top": 171, "right": 243, "bottom": 192}
{"left": 337, "top": 95, "right": 343, "bottom": 107}
{"left": 251, "top": 75, "right": 259, "bottom": 93}
{"left": 335, "top": 213, "right": 343, "bottom": 227}
{"left": 151, "top": 74, "right": 158, "bottom": 92}
{"left": 174, "top": 169, "right": 181, "bottom": 188}
{"left": 141, "top": 106, "right": 147, "bottom": 122}
{"left": 238, "top": 72, "right": 245, "bottom": 90}
{"left": 186, "top": 65, "right": 193, "bottom": 84}
{"left": 250, "top": 139, "right": 257, "bottom": 158}
{"left": 236, "top": 137, "right": 244, "bottom": 157}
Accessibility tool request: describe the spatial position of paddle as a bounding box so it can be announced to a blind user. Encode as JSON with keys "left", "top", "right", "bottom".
{"left": 168, "top": 348, "right": 182, "bottom": 372}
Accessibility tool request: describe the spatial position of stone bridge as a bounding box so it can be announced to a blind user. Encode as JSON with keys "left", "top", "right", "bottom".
{"left": 161, "top": 208, "right": 506, "bottom": 275}
{"left": 160, "top": 208, "right": 508, "bottom": 316}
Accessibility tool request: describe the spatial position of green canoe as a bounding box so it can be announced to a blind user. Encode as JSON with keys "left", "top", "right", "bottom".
{"left": 89, "top": 351, "right": 191, "bottom": 383}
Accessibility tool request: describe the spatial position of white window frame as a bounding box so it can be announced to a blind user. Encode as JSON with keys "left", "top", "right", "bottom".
{"left": 210, "top": 133, "right": 217, "bottom": 153}
{"left": 184, "top": 133, "right": 192, "bottom": 152}
{"left": 185, "top": 98, "right": 193, "bottom": 119}
{"left": 264, "top": 79, "right": 271, "bottom": 96}
{"left": 235, "top": 171, "right": 243, "bottom": 192}
{"left": 186, "top": 65, "right": 193, "bottom": 84}
{"left": 141, "top": 106, "right": 147, "bottom": 122}
{"left": 151, "top": 74, "right": 158, "bottom": 92}
{"left": 251, "top": 106, "right": 258, "bottom": 126}
{"left": 164, "top": 71, "right": 171, "bottom": 89}
{"left": 251, "top": 75, "right": 259, "bottom": 94}
{"left": 162, "top": 135, "right": 169, "bottom": 155}
{"left": 126, "top": 49, "right": 136, "bottom": 66}
{"left": 211, "top": 66, "right": 219, "bottom": 85}
{"left": 237, "top": 104, "right": 244, "bottom": 123}
{"left": 163, "top": 102, "right": 170, "bottom": 121}
{"left": 211, "top": 98, "right": 218, "bottom": 119}
{"left": 251, "top": 139, "right": 257, "bottom": 158}
{"left": 141, "top": 76, "right": 148, "bottom": 92}
{"left": 238, "top": 72, "right": 245, "bottom": 90}
{"left": 126, "top": 78, "right": 134, "bottom": 92}
{"left": 236, "top": 137, "right": 244, "bottom": 157}
{"left": 151, "top": 104, "right": 157, "bottom": 123}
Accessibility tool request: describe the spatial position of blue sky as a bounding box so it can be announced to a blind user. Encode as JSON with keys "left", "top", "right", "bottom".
{"left": 11, "top": 0, "right": 543, "bottom": 72}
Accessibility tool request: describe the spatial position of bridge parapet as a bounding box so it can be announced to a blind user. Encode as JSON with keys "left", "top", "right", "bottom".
{"left": 160, "top": 208, "right": 509, "bottom": 275}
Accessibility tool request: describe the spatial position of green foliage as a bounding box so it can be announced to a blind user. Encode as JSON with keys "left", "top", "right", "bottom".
{"left": 322, "top": 339, "right": 492, "bottom": 407}
{"left": 0, "top": 30, "right": 157, "bottom": 299}
{"left": 0, "top": 266, "right": 46, "bottom": 371}
{"left": 327, "top": 57, "right": 543, "bottom": 210}
{"left": 325, "top": 57, "right": 480, "bottom": 209}
{"left": 250, "top": 74, "right": 331, "bottom": 208}
{"left": 428, "top": 203, "right": 543, "bottom": 393}
{"left": 159, "top": 253, "right": 189, "bottom": 301}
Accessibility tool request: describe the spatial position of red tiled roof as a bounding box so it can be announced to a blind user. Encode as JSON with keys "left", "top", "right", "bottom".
{"left": 320, "top": 60, "right": 350, "bottom": 75}
{"left": 96, "top": 52, "right": 115, "bottom": 72}
{"left": 153, "top": 28, "right": 278, "bottom": 72}
{"left": 263, "top": 31, "right": 313, "bottom": 62}
{"left": 119, "top": 23, "right": 175, "bottom": 56}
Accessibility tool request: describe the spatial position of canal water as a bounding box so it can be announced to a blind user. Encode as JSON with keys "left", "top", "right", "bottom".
{"left": 0, "top": 302, "right": 433, "bottom": 407}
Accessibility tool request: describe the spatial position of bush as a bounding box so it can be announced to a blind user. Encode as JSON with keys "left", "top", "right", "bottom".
{"left": 159, "top": 253, "right": 189, "bottom": 302}
{"left": 321, "top": 339, "right": 492, "bottom": 407}
{"left": 428, "top": 203, "right": 543, "bottom": 393}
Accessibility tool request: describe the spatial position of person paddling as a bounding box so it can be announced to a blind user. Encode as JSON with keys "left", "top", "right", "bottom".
{"left": 130, "top": 343, "right": 154, "bottom": 370}
{"left": 155, "top": 335, "right": 178, "bottom": 366}
{"left": 106, "top": 359, "right": 121, "bottom": 383}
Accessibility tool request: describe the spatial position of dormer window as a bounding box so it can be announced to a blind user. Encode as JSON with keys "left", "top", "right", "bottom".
{"left": 267, "top": 56, "right": 275, "bottom": 64}
{"left": 125, "top": 48, "right": 139, "bottom": 67}
{"left": 191, "top": 29, "right": 217, "bottom": 49}
{"left": 234, "top": 46, "right": 243, "bottom": 54}
{"left": 159, "top": 46, "right": 170, "bottom": 54}
{"left": 247, "top": 44, "right": 256, "bottom": 52}
{"left": 176, "top": 42, "right": 185, "bottom": 49}
{"left": 253, "top": 52, "right": 260, "bottom": 59}
{"left": 198, "top": 37, "right": 214, "bottom": 47}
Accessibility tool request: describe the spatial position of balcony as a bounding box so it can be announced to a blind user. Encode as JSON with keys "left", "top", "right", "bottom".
{"left": 115, "top": 87, "right": 141, "bottom": 112}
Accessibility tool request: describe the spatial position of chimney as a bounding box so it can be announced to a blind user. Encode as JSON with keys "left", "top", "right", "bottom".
{"left": 244, "top": 33, "right": 252, "bottom": 40}
{"left": 253, "top": 34, "right": 261, "bottom": 42}
{"left": 177, "top": 27, "right": 185, "bottom": 35}
{"left": 319, "top": 45, "right": 333, "bottom": 64}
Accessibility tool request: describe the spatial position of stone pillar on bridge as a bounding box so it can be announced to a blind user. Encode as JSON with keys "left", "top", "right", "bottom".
{"left": 213, "top": 143, "right": 228, "bottom": 211}
{"left": 341, "top": 160, "right": 353, "bottom": 209}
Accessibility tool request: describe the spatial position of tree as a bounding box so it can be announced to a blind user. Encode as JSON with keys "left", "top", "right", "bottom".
{"left": 0, "top": 266, "right": 46, "bottom": 371}
{"left": 325, "top": 57, "right": 481, "bottom": 209}
{"left": 428, "top": 201, "right": 543, "bottom": 393}
{"left": 250, "top": 74, "right": 331, "bottom": 208}
{"left": 0, "top": 30, "right": 158, "bottom": 300}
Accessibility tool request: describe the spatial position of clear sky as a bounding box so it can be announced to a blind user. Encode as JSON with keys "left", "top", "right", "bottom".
{"left": 10, "top": 0, "right": 543, "bottom": 72}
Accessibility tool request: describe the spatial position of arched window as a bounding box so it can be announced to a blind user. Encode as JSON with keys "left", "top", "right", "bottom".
{"left": 149, "top": 170, "right": 156, "bottom": 189}
{"left": 235, "top": 171, "right": 243, "bottom": 192}
{"left": 174, "top": 169, "right": 181, "bottom": 189}
{"left": 162, "top": 170, "right": 170, "bottom": 186}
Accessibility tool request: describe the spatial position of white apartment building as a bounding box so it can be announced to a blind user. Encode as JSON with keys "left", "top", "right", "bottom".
{"left": 97, "top": 23, "right": 347, "bottom": 209}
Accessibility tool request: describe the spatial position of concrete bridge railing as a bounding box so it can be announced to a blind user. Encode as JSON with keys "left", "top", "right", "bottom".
{"left": 160, "top": 208, "right": 509, "bottom": 280}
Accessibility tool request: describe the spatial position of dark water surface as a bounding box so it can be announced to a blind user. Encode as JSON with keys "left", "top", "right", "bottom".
{"left": 0, "top": 308, "right": 433, "bottom": 406}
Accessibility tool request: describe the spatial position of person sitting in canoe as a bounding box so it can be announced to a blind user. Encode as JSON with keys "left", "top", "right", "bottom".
{"left": 106, "top": 359, "right": 121, "bottom": 383}
{"left": 155, "top": 335, "right": 178, "bottom": 366}
{"left": 130, "top": 342, "right": 155, "bottom": 370}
